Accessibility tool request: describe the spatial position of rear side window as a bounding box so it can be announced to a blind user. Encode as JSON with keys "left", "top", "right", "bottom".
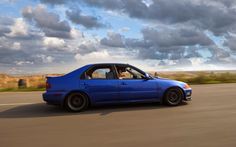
{"left": 82, "top": 65, "right": 116, "bottom": 80}
{"left": 92, "top": 68, "right": 110, "bottom": 79}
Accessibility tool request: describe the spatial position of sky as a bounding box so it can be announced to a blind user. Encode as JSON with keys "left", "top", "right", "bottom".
{"left": 0, "top": 0, "right": 236, "bottom": 74}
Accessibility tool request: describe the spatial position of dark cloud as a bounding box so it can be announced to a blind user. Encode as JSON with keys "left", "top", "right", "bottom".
{"left": 215, "top": 0, "right": 236, "bottom": 8}
{"left": 38, "top": 0, "right": 236, "bottom": 60}
{"left": 158, "top": 58, "right": 192, "bottom": 67}
{"left": 66, "top": 8, "right": 105, "bottom": 29}
{"left": 41, "top": 28, "right": 71, "bottom": 38}
{"left": 100, "top": 32, "right": 125, "bottom": 47}
{"left": 82, "top": 0, "right": 236, "bottom": 36}
{"left": 209, "top": 46, "right": 230, "bottom": 59}
{"left": 125, "top": 38, "right": 147, "bottom": 48}
{"left": 175, "top": 58, "right": 192, "bottom": 66}
{"left": 0, "top": 38, "right": 38, "bottom": 65}
{"left": 0, "top": 49, "right": 30, "bottom": 65}
{"left": 82, "top": 0, "right": 124, "bottom": 9}
{"left": 39, "top": 0, "right": 67, "bottom": 5}
{"left": 224, "top": 35, "right": 236, "bottom": 51}
{"left": 22, "top": 5, "right": 72, "bottom": 38}
{"left": 137, "top": 49, "right": 164, "bottom": 60}
{"left": 0, "top": 35, "right": 74, "bottom": 68}
{"left": 0, "top": 16, "right": 14, "bottom": 26}
{"left": 122, "top": 0, "right": 148, "bottom": 18}
{"left": 141, "top": 27, "right": 213, "bottom": 47}
{"left": 184, "top": 47, "right": 202, "bottom": 58}
{"left": 1, "top": 0, "right": 235, "bottom": 72}
{"left": 0, "top": 16, "right": 14, "bottom": 37}
{"left": 0, "top": 27, "right": 11, "bottom": 37}
{"left": 78, "top": 43, "right": 99, "bottom": 55}
{"left": 0, "top": 34, "right": 41, "bottom": 66}
{"left": 158, "top": 60, "right": 166, "bottom": 66}
{"left": 100, "top": 27, "right": 213, "bottom": 60}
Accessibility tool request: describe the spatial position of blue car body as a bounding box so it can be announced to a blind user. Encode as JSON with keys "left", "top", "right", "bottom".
{"left": 43, "top": 63, "right": 192, "bottom": 106}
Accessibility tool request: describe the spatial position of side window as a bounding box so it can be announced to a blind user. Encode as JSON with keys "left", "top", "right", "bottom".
{"left": 84, "top": 66, "right": 116, "bottom": 80}
{"left": 92, "top": 68, "right": 110, "bottom": 79}
{"left": 116, "top": 66, "right": 145, "bottom": 79}
{"left": 118, "top": 68, "right": 133, "bottom": 79}
{"left": 128, "top": 67, "right": 145, "bottom": 79}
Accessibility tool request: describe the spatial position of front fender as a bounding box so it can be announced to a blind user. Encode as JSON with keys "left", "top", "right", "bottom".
{"left": 156, "top": 78, "right": 187, "bottom": 102}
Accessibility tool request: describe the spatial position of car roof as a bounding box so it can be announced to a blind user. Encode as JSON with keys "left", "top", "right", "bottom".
{"left": 89, "top": 63, "right": 130, "bottom": 66}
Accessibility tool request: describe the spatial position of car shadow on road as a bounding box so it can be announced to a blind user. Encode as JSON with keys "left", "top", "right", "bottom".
{"left": 0, "top": 102, "right": 188, "bottom": 118}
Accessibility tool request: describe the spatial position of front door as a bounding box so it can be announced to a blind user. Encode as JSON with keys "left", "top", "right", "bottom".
{"left": 115, "top": 65, "right": 158, "bottom": 101}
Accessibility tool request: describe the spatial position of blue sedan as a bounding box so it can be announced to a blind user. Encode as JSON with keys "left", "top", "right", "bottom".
{"left": 43, "top": 63, "right": 192, "bottom": 112}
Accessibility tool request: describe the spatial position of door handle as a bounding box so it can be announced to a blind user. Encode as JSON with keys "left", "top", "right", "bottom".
{"left": 82, "top": 82, "right": 88, "bottom": 87}
{"left": 121, "top": 82, "right": 127, "bottom": 85}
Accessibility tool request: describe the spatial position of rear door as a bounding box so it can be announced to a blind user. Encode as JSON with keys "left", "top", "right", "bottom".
{"left": 80, "top": 65, "right": 119, "bottom": 103}
{"left": 115, "top": 65, "right": 158, "bottom": 101}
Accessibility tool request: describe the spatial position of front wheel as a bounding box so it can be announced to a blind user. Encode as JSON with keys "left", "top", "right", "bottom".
{"left": 164, "top": 88, "right": 184, "bottom": 106}
{"left": 64, "top": 92, "right": 89, "bottom": 112}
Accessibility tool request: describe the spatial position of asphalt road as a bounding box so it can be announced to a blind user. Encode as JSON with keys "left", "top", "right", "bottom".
{"left": 0, "top": 83, "right": 236, "bottom": 147}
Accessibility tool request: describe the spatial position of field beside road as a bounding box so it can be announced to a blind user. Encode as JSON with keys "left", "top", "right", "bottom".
{"left": 151, "top": 70, "right": 236, "bottom": 84}
{"left": 1, "top": 70, "right": 236, "bottom": 92}
{"left": 0, "top": 83, "right": 236, "bottom": 147}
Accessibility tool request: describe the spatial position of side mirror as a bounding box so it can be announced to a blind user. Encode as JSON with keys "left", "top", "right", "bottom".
{"left": 144, "top": 73, "right": 151, "bottom": 80}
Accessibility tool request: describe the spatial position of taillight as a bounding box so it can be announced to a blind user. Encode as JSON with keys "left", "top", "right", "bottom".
{"left": 46, "top": 82, "right": 51, "bottom": 90}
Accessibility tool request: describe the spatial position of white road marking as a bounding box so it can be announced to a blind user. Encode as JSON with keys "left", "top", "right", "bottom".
{"left": 0, "top": 103, "right": 38, "bottom": 106}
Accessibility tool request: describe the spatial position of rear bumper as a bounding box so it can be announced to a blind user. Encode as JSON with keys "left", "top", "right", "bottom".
{"left": 42, "top": 91, "right": 66, "bottom": 105}
{"left": 183, "top": 89, "right": 192, "bottom": 101}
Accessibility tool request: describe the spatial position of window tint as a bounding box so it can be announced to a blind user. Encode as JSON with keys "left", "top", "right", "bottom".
{"left": 116, "top": 66, "right": 145, "bottom": 79}
{"left": 84, "top": 66, "right": 116, "bottom": 79}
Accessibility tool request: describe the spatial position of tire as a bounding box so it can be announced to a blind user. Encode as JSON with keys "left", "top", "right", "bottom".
{"left": 163, "top": 87, "right": 184, "bottom": 106}
{"left": 64, "top": 92, "right": 89, "bottom": 112}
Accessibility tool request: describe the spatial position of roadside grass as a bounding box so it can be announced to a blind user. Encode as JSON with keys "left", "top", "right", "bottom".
{"left": 159, "top": 72, "right": 236, "bottom": 84}
{"left": 0, "top": 87, "right": 45, "bottom": 92}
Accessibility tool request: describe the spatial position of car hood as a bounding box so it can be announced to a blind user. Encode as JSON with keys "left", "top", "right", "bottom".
{"left": 153, "top": 76, "right": 186, "bottom": 86}
{"left": 153, "top": 76, "right": 174, "bottom": 81}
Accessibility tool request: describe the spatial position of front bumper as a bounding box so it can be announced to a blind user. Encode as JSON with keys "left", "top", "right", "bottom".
{"left": 42, "top": 91, "right": 66, "bottom": 105}
{"left": 183, "top": 89, "right": 192, "bottom": 101}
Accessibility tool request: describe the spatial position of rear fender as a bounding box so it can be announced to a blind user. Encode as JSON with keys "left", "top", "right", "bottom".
{"left": 64, "top": 90, "right": 92, "bottom": 106}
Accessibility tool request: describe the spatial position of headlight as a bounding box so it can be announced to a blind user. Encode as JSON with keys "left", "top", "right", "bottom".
{"left": 183, "top": 83, "right": 191, "bottom": 89}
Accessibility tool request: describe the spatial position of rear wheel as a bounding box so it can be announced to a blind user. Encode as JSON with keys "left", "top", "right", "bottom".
{"left": 64, "top": 92, "right": 89, "bottom": 112}
{"left": 164, "top": 88, "right": 183, "bottom": 106}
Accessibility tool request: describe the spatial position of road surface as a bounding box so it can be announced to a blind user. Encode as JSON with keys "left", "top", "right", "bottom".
{"left": 0, "top": 83, "right": 236, "bottom": 147}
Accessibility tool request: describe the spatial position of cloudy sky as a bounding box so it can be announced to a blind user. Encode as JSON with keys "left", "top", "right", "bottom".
{"left": 0, "top": 0, "right": 236, "bottom": 74}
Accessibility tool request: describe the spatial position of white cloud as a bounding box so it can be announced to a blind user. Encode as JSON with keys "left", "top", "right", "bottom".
{"left": 43, "top": 37, "right": 65, "bottom": 49}
{"left": 70, "top": 28, "right": 83, "bottom": 39}
{"left": 36, "top": 54, "right": 54, "bottom": 63}
{"left": 0, "top": 38, "right": 22, "bottom": 51}
{"left": 119, "top": 27, "right": 130, "bottom": 33}
{"left": 14, "top": 60, "right": 33, "bottom": 65}
{"left": 74, "top": 49, "right": 136, "bottom": 66}
{"left": 1, "top": 0, "right": 18, "bottom": 4}
{"left": 46, "top": 56, "right": 54, "bottom": 63}
{"left": 7, "top": 67, "right": 23, "bottom": 74}
{"left": 8, "top": 18, "right": 28, "bottom": 37}
{"left": 142, "top": 0, "right": 153, "bottom": 7}
{"left": 12, "top": 42, "right": 21, "bottom": 50}
{"left": 74, "top": 49, "right": 142, "bottom": 68}
{"left": 75, "top": 50, "right": 110, "bottom": 62}
{"left": 189, "top": 58, "right": 205, "bottom": 66}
